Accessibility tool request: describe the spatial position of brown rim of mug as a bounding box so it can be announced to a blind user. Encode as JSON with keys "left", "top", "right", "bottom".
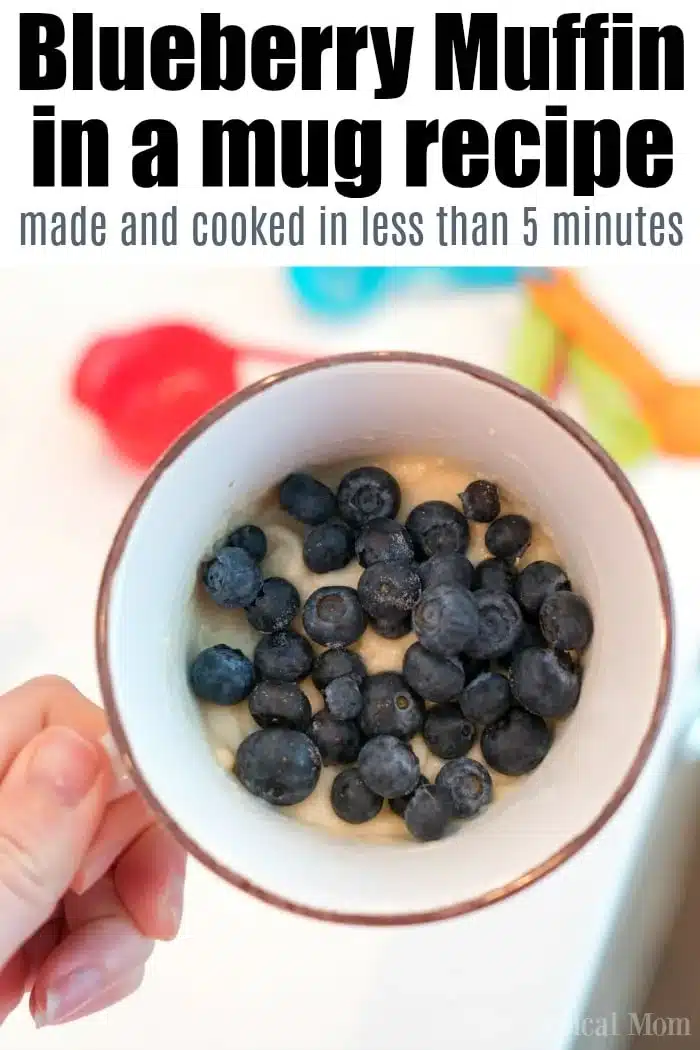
{"left": 96, "top": 351, "right": 674, "bottom": 927}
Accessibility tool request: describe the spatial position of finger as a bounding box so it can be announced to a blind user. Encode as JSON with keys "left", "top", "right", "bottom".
{"left": 70, "top": 792, "right": 154, "bottom": 896}
{"left": 0, "top": 677, "right": 106, "bottom": 781}
{"left": 0, "top": 727, "right": 108, "bottom": 968}
{"left": 0, "top": 952, "right": 29, "bottom": 1026}
{"left": 31, "top": 876, "right": 153, "bottom": 1028}
{"left": 114, "top": 824, "right": 186, "bottom": 941}
{"left": 36, "top": 965, "right": 145, "bottom": 1028}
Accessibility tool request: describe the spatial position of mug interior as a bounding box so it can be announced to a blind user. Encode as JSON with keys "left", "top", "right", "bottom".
{"left": 101, "top": 356, "right": 670, "bottom": 921}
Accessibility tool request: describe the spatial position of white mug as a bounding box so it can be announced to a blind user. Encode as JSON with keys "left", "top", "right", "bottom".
{"left": 97, "top": 353, "right": 672, "bottom": 925}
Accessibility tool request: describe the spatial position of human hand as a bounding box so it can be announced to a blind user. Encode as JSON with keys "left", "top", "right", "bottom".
{"left": 0, "top": 676, "right": 186, "bottom": 1028}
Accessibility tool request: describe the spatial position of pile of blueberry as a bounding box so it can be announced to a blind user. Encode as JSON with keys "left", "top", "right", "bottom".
{"left": 189, "top": 467, "right": 594, "bottom": 842}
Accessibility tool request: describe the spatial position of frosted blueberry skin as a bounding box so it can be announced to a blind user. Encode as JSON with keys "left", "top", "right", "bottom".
{"left": 358, "top": 736, "right": 421, "bottom": 799}
{"left": 423, "top": 705, "right": 476, "bottom": 761}
{"left": 515, "top": 561, "right": 571, "bottom": 620}
{"left": 539, "top": 591, "right": 594, "bottom": 652}
{"left": 405, "top": 501, "right": 470, "bottom": 561}
{"left": 279, "top": 472, "right": 338, "bottom": 526}
{"left": 303, "top": 586, "right": 366, "bottom": 648}
{"left": 511, "top": 647, "right": 581, "bottom": 719}
{"left": 402, "top": 643, "right": 465, "bottom": 704}
{"left": 189, "top": 645, "right": 256, "bottom": 706}
{"left": 418, "top": 552, "right": 474, "bottom": 591}
{"left": 248, "top": 680, "right": 312, "bottom": 731}
{"left": 235, "top": 729, "right": 322, "bottom": 806}
{"left": 245, "top": 577, "right": 300, "bottom": 633}
{"left": 412, "top": 583, "right": 479, "bottom": 657}
{"left": 485, "top": 514, "right": 532, "bottom": 560}
{"left": 337, "top": 467, "right": 401, "bottom": 529}
{"left": 312, "top": 648, "right": 367, "bottom": 692}
{"left": 254, "top": 630, "right": 313, "bottom": 682}
{"left": 357, "top": 562, "right": 422, "bottom": 622}
{"left": 481, "top": 708, "right": 553, "bottom": 777}
{"left": 356, "top": 518, "right": 415, "bottom": 568}
{"left": 436, "top": 758, "right": 493, "bottom": 818}
{"left": 202, "top": 546, "right": 262, "bottom": 608}
{"left": 404, "top": 784, "right": 452, "bottom": 842}
{"left": 303, "top": 519, "right": 356, "bottom": 574}
{"left": 459, "top": 480, "right": 501, "bottom": 523}
{"left": 308, "top": 711, "right": 363, "bottom": 766}
{"left": 360, "top": 672, "right": 425, "bottom": 741}
{"left": 226, "top": 524, "right": 267, "bottom": 563}
{"left": 463, "top": 590, "right": 524, "bottom": 661}
{"left": 331, "top": 768, "right": 383, "bottom": 824}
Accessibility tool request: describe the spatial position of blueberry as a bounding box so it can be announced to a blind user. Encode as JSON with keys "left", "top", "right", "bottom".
{"left": 423, "top": 705, "right": 476, "bottom": 760}
{"left": 189, "top": 644, "right": 255, "bottom": 705}
{"left": 325, "top": 674, "right": 364, "bottom": 720}
{"left": 370, "top": 616, "right": 413, "bottom": 639}
{"left": 202, "top": 546, "right": 263, "bottom": 608}
{"left": 303, "top": 519, "right": 356, "bottom": 574}
{"left": 245, "top": 577, "right": 300, "bottom": 633}
{"left": 279, "top": 472, "right": 337, "bottom": 525}
{"left": 511, "top": 647, "right": 581, "bottom": 718}
{"left": 248, "top": 681, "right": 312, "bottom": 730}
{"left": 539, "top": 591, "right": 594, "bottom": 651}
{"left": 356, "top": 518, "right": 414, "bottom": 568}
{"left": 418, "top": 552, "right": 474, "bottom": 591}
{"left": 459, "top": 671, "right": 512, "bottom": 725}
{"left": 358, "top": 736, "right": 421, "bottom": 799}
{"left": 308, "top": 710, "right": 363, "bottom": 765}
{"left": 331, "top": 768, "right": 383, "bottom": 824}
{"left": 481, "top": 707, "right": 552, "bottom": 776}
{"left": 463, "top": 590, "right": 524, "bottom": 661}
{"left": 404, "top": 785, "right": 452, "bottom": 842}
{"left": 254, "top": 630, "right": 313, "bottom": 682}
{"left": 235, "top": 728, "right": 321, "bottom": 806}
{"left": 412, "top": 583, "right": 479, "bottom": 657}
{"left": 360, "top": 673, "right": 425, "bottom": 741}
{"left": 312, "top": 648, "right": 367, "bottom": 691}
{"left": 226, "top": 524, "right": 267, "bottom": 563}
{"left": 500, "top": 620, "right": 546, "bottom": 668}
{"left": 357, "top": 562, "right": 422, "bottom": 622}
{"left": 459, "top": 480, "right": 501, "bottom": 523}
{"left": 436, "top": 758, "right": 493, "bottom": 818}
{"left": 402, "top": 643, "right": 465, "bottom": 703}
{"left": 515, "top": 561, "right": 570, "bottom": 619}
{"left": 405, "top": 501, "right": 469, "bottom": 561}
{"left": 389, "top": 775, "right": 429, "bottom": 817}
{"left": 303, "top": 586, "right": 366, "bottom": 648}
{"left": 337, "top": 467, "right": 401, "bottom": 529}
{"left": 473, "top": 558, "right": 516, "bottom": 594}
{"left": 485, "top": 515, "right": 532, "bottom": 560}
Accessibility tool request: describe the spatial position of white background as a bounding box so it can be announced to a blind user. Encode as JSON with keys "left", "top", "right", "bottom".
{"left": 0, "top": 0, "right": 698, "bottom": 263}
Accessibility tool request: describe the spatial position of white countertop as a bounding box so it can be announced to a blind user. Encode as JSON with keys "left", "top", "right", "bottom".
{"left": 1, "top": 266, "right": 699, "bottom": 1050}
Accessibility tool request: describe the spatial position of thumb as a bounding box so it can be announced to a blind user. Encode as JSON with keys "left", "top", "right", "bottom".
{"left": 0, "top": 727, "right": 108, "bottom": 969}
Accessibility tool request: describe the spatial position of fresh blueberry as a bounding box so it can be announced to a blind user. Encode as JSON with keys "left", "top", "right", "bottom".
{"left": 412, "top": 583, "right": 479, "bottom": 656}
{"left": 303, "top": 519, "right": 356, "bottom": 574}
{"left": 515, "top": 561, "right": 571, "bottom": 619}
{"left": 189, "top": 644, "right": 255, "bottom": 705}
{"left": 458, "top": 671, "right": 512, "bottom": 725}
{"left": 423, "top": 705, "right": 476, "bottom": 760}
{"left": 370, "top": 616, "right": 413, "bottom": 639}
{"left": 254, "top": 629, "right": 313, "bottom": 682}
{"left": 500, "top": 620, "right": 546, "bottom": 668}
{"left": 360, "top": 673, "right": 425, "bottom": 741}
{"left": 279, "top": 472, "right": 337, "bottom": 525}
{"left": 389, "top": 775, "right": 429, "bottom": 817}
{"left": 402, "top": 643, "right": 465, "bottom": 703}
{"left": 303, "top": 586, "right": 366, "bottom": 647}
{"left": 235, "top": 728, "right": 322, "bottom": 806}
{"left": 245, "top": 577, "right": 300, "bottom": 633}
{"left": 357, "top": 562, "right": 422, "bottom": 622}
{"left": 248, "top": 680, "right": 312, "bottom": 730}
{"left": 463, "top": 590, "right": 524, "bottom": 660}
{"left": 539, "top": 591, "right": 594, "bottom": 651}
{"left": 356, "top": 518, "right": 414, "bottom": 568}
{"left": 405, "top": 501, "right": 469, "bottom": 561}
{"left": 418, "top": 552, "right": 474, "bottom": 591}
{"left": 337, "top": 466, "right": 401, "bottom": 529}
{"left": 358, "top": 736, "right": 421, "bottom": 799}
{"left": 331, "top": 768, "right": 383, "bottom": 824}
{"left": 308, "top": 710, "right": 363, "bottom": 765}
{"left": 481, "top": 707, "right": 553, "bottom": 776}
{"left": 485, "top": 515, "right": 532, "bottom": 560}
{"left": 226, "top": 524, "right": 267, "bottom": 563}
{"left": 435, "top": 758, "right": 493, "bottom": 818}
{"left": 325, "top": 674, "right": 364, "bottom": 720}
{"left": 473, "top": 558, "right": 516, "bottom": 594}
{"left": 312, "top": 648, "right": 367, "bottom": 691}
{"left": 459, "top": 480, "right": 501, "bottom": 523}
{"left": 202, "top": 546, "right": 262, "bottom": 608}
{"left": 404, "top": 785, "right": 452, "bottom": 842}
{"left": 511, "top": 647, "right": 581, "bottom": 718}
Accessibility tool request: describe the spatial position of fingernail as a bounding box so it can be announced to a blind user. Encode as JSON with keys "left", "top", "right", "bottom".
{"left": 35, "top": 968, "right": 103, "bottom": 1027}
{"left": 158, "top": 872, "right": 185, "bottom": 939}
{"left": 28, "top": 728, "right": 102, "bottom": 808}
{"left": 100, "top": 733, "right": 134, "bottom": 801}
